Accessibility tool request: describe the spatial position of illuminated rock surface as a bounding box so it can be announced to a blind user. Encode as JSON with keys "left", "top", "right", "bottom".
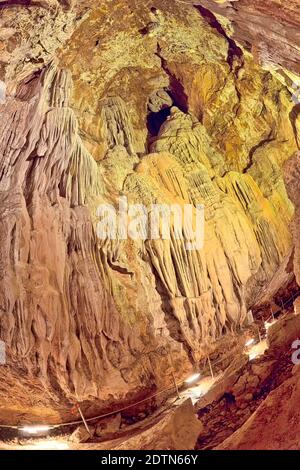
{"left": 193, "top": 0, "right": 300, "bottom": 78}
{"left": 0, "top": 0, "right": 299, "bottom": 427}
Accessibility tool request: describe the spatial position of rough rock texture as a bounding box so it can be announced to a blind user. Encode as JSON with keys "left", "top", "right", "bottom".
{"left": 0, "top": 0, "right": 298, "bottom": 422}
{"left": 267, "top": 311, "right": 300, "bottom": 355}
{"left": 284, "top": 153, "right": 300, "bottom": 287}
{"left": 217, "top": 364, "right": 300, "bottom": 450}
{"left": 196, "top": 0, "right": 300, "bottom": 78}
{"left": 114, "top": 399, "right": 202, "bottom": 450}
{"left": 196, "top": 311, "right": 300, "bottom": 449}
{"left": 95, "top": 413, "right": 121, "bottom": 439}
{"left": 69, "top": 424, "right": 94, "bottom": 444}
{"left": 0, "top": 0, "right": 91, "bottom": 87}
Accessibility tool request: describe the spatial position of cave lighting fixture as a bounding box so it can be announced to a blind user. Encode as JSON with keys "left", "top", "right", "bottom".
{"left": 185, "top": 373, "right": 201, "bottom": 384}
{"left": 31, "top": 440, "right": 70, "bottom": 450}
{"left": 245, "top": 338, "right": 255, "bottom": 347}
{"left": 249, "top": 353, "right": 259, "bottom": 361}
{"left": 264, "top": 320, "right": 277, "bottom": 331}
{"left": 20, "top": 425, "right": 51, "bottom": 435}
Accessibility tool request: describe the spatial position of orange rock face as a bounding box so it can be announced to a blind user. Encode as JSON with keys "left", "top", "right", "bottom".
{"left": 0, "top": 0, "right": 298, "bottom": 423}
{"left": 284, "top": 153, "right": 300, "bottom": 293}
{"left": 196, "top": 0, "right": 300, "bottom": 76}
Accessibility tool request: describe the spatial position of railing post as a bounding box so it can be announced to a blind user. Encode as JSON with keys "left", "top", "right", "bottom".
{"left": 207, "top": 355, "right": 214, "bottom": 379}
{"left": 168, "top": 350, "right": 180, "bottom": 398}
{"left": 257, "top": 324, "right": 262, "bottom": 343}
{"left": 77, "top": 404, "right": 92, "bottom": 437}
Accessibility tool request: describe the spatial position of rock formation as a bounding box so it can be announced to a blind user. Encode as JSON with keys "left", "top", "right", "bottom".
{"left": 215, "top": 312, "right": 300, "bottom": 450}
{"left": 114, "top": 398, "right": 202, "bottom": 450}
{"left": 217, "top": 364, "right": 300, "bottom": 450}
{"left": 193, "top": 0, "right": 300, "bottom": 79}
{"left": 0, "top": 0, "right": 299, "bottom": 424}
{"left": 284, "top": 153, "right": 300, "bottom": 287}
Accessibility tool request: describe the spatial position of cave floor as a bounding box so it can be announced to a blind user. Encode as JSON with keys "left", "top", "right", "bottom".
{"left": 197, "top": 341, "right": 294, "bottom": 448}
{"left": 0, "top": 311, "right": 296, "bottom": 451}
{"left": 0, "top": 376, "right": 219, "bottom": 450}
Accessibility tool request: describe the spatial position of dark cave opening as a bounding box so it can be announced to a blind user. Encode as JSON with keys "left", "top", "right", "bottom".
{"left": 146, "top": 79, "right": 189, "bottom": 143}
{"left": 167, "top": 77, "right": 189, "bottom": 115}
{"left": 147, "top": 106, "right": 171, "bottom": 138}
